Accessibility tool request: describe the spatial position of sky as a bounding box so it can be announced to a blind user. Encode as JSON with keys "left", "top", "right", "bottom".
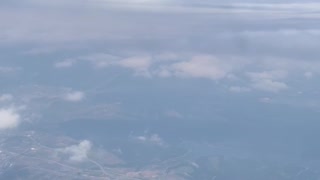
{"left": 1, "top": 0, "right": 320, "bottom": 164}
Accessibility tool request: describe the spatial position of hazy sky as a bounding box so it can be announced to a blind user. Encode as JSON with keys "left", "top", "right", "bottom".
{"left": 1, "top": 0, "right": 320, "bottom": 161}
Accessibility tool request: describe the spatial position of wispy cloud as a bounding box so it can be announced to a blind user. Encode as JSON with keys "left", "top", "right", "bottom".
{"left": 247, "top": 71, "right": 288, "bottom": 93}
{"left": 0, "top": 94, "right": 13, "bottom": 102}
{"left": 54, "top": 59, "right": 76, "bottom": 68}
{"left": 229, "top": 86, "right": 251, "bottom": 93}
{"left": 117, "top": 56, "right": 152, "bottom": 76}
{"left": 304, "top": 71, "right": 313, "bottom": 79}
{"left": 0, "top": 108, "right": 20, "bottom": 130}
{"left": 53, "top": 52, "right": 320, "bottom": 95}
{"left": 0, "top": 67, "right": 20, "bottom": 75}
{"left": 2, "top": 1, "right": 320, "bottom": 48}
{"left": 58, "top": 53, "right": 244, "bottom": 80}
{"left": 132, "top": 134, "right": 166, "bottom": 146}
{"left": 163, "top": 55, "right": 233, "bottom": 80}
{"left": 165, "top": 110, "right": 183, "bottom": 119}
{"left": 4, "top": 0, "right": 320, "bottom": 100}
{"left": 251, "top": 79, "right": 288, "bottom": 93}
{"left": 63, "top": 91, "right": 85, "bottom": 102}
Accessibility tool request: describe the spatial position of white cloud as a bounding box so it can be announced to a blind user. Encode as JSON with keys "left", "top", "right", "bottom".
{"left": 91, "top": 1, "right": 320, "bottom": 16}
{"left": 155, "top": 67, "right": 172, "bottom": 77}
{"left": 230, "top": 3, "right": 320, "bottom": 12}
{"left": 54, "top": 59, "right": 76, "bottom": 68}
{"left": 73, "top": 54, "right": 152, "bottom": 76}
{"left": 0, "top": 108, "right": 20, "bottom": 130}
{"left": 59, "top": 140, "right": 92, "bottom": 162}
{"left": 134, "top": 134, "right": 165, "bottom": 146}
{"left": 247, "top": 70, "right": 288, "bottom": 81}
{"left": 101, "top": 0, "right": 168, "bottom": 4}
{"left": 229, "top": 86, "right": 251, "bottom": 93}
{"left": 52, "top": 52, "right": 320, "bottom": 92}
{"left": 259, "top": 97, "right": 272, "bottom": 103}
{"left": 61, "top": 53, "right": 249, "bottom": 80}
{"left": 247, "top": 71, "right": 288, "bottom": 93}
{"left": 1, "top": 0, "right": 320, "bottom": 49}
{"left": 167, "top": 55, "right": 233, "bottom": 80}
{"left": 0, "top": 94, "right": 13, "bottom": 102}
{"left": 87, "top": 54, "right": 152, "bottom": 77}
{"left": 117, "top": 56, "right": 152, "bottom": 76}
{"left": 148, "top": 134, "right": 164, "bottom": 146}
{"left": 252, "top": 79, "right": 288, "bottom": 93}
{"left": 83, "top": 53, "right": 119, "bottom": 68}
{"left": 117, "top": 56, "right": 151, "bottom": 71}
{"left": 63, "top": 91, "right": 85, "bottom": 102}
{"left": 304, "top": 71, "right": 313, "bottom": 79}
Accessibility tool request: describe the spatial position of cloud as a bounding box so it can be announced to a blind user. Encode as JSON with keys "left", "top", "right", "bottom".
{"left": 54, "top": 59, "right": 76, "bottom": 68}
{"left": 89, "top": 1, "right": 320, "bottom": 16}
{"left": 117, "top": 56, "right": 152, "bottom": 76}
{"left": 165, "top": 110, "right": 183, "bottom": 119}
{"left": 163, "top": 55, "right": 233, "bottom": 80}
{"left": 62, "top": 54, "right": 152, "bottom": 76}
{"left": 0, "top": 94, "right": 13, "bottom": 102}
{"left": 63, "top": 91, "right": 85, "bottom": 102}
{"left": 53, "top": 52, "right": 320, "bottom": 96}
{"left": 117, "top": 56, "right": 151, "bottom": 71}
{"left": 304, "top": 71, "right": 313, "bottom": 79}
{"left": 59, "top": 140, "right": 92, "bottom": 162}
{"left": 0, "top": 67, "right": 20, "bottom": 74}
{"left": 99, "top": 0, "right": 169, "bottom": 5}
{"left": 56, "top": 53, "right": 261, "bottom": 82}
{"left": 3, "top": 1, "right": 318, "bottom": 49}
{"left": 251, "top": 79, "right": 288, "bottom": 93}
{"left": 259, "top": 97, "right": 272, "bottom": 103}
{"left": 229, "top": 86, "right": 251, "bottom": 93}
{"left": 82, "top": 53, "right": 119, "bottom": 68}
{"left": 0, "top": 108, "right": 20, "bottom": 130}
{"left": 247, "top": 71, "right": 288, "bottom": 93}
{"left": 228, "top": 3, "right": 320, "bottom": 12}
{"left": 133, "top": 134, "right": 165, "bottom": 146}
{"left": 246, "top": 70, "right": 288, "bottom": 81}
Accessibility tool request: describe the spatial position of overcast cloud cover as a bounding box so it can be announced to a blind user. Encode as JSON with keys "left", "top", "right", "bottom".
{"left": 1, "top": 0, "right": 320, "bottom": 178}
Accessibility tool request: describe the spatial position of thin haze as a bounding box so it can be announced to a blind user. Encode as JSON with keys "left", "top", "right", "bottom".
{"left": 1, "top": 0, "right": 320, "bottom": 179}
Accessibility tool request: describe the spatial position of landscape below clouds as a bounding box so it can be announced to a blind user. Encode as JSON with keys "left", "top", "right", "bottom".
{"left": 1, "top": 0, "right": 320, "bottom": 179}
